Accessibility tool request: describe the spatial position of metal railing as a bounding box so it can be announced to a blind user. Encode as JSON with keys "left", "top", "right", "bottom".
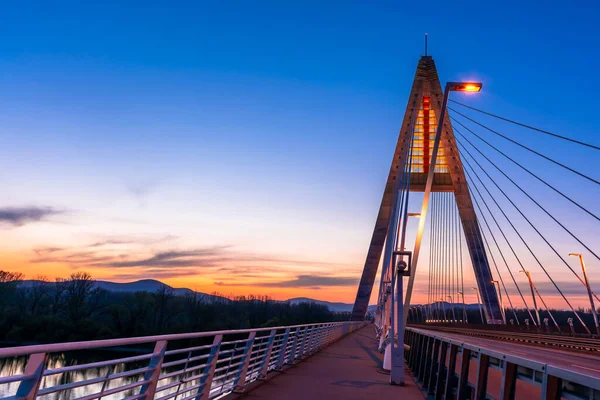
{"left": 409, "top": 324, "right": 600, "bottom": 352}
{"left": 0, "top": 321, "right": 366, "bottom": 400}
{"left": 405, "top": 327, "right": 600, "bottom": 400}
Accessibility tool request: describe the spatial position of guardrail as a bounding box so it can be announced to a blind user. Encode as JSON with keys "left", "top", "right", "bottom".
{"left": 405, "top": 327, "right": 600, "bottom": 400}
{"left": 409, "top": 324, "right": 600, "bottom": 352}
{"left": 0, "top": 321, "right": 366, "bottom": 400}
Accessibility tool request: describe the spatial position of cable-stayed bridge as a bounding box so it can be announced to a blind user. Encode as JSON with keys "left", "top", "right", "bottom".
{"left": 1, "top": 54, "right": 600, "bottom": 399}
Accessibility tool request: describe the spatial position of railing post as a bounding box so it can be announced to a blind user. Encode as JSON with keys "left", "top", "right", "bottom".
{"left": 444, "top": 344, "right": 458, "bottom": 400}
{"left": 258, "top": 329, "right": 277, "bottom": 379}
{"left": 427, "top": 339, "right": 441, "bottom": 394}
{"left": 541, "top": 373, "right": 561, "bottom": 400}
{"left": 417, "top": 336, "right": 430, "bottom": 381}
{"left": 435, "top": 341, "right": 448, "bottom": 400}
{"left": 288, "top": 327, "right": 301, "bottom": 363}
{"left": 275, "top": 328, "right": 290, "bottom": 369}
{"left": 305, "top": 326, "right": 315, "bottom": 354}
{"left": 316, "top": 325, "right": 325, "bottom": 349}
{"left": 198, "top": 334, "right": 222, "bottom": 400}
{"left": 139, "top": 340, "right": 167, "bottom": 399}
{"left": 456, "top": 348, "right": 471, "bottom": 400}
{"left": 474, "top": 353, "right": 489, "bottom": 400}
{"left": 15, "top": 352, "right": 47, "bottom": 400}
{"left": 421, "top": 337, "right": 435, "bottom": 386}
{"left": 298, "top": 326, "right": 309, "bottom": 359}
{"left": 233, "top": 331, "right": 256, "bottom": 393}
{"left": 500, "top": 361, "right": 517, "bottom": 400}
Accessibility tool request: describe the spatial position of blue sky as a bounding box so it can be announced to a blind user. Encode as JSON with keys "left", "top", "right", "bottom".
{"left": 0, "top": 1, "right": 599, "bottom": 305}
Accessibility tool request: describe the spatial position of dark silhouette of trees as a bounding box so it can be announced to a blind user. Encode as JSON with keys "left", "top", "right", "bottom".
{"left": 0, "top": 270, "right": 348, "bottom": 345}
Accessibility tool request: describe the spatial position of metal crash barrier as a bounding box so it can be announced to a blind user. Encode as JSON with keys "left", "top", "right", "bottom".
{"left": 0, "top": 321, "right": 366, "bottom": 399}
{"left": 405, "top": 327, "right": 600, "bottom": 400}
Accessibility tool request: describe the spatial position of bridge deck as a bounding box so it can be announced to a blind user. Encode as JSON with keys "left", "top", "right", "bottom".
{"left": 230, "top": 325, "right": 425, "bottom": 400}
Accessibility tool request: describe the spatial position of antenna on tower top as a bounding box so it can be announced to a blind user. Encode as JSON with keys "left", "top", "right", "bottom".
{"left": 425, "top": 33, "right": 428, "bottom": 56}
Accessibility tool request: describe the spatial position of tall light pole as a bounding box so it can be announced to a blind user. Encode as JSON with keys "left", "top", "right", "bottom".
{"left": 471, "top": 287, "right": 485, "bottom": 324}
{"left": 403, "top": 81, "right": 483, "bottom": 328}
{"left": 570, "top": 253, "right": 600, "bottom": 335}
{"left": 457, "top": 291, "right": 468, "bottom": 323}
{"left": 447, "top": 295, "right": 457, "bottom": 323}
{"left": 440, "top": 297, "right": 448, "bottom": 322}
{"left": 520, "top": 270, "right": 541, "bottom": 327}
{"left": 491, "top": 280, "right": 506, "bottom": 324}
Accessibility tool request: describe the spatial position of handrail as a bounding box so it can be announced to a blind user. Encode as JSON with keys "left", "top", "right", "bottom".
{"left": 0, "top": 320, "right": 368, "bottom": 400}
{"left": 0, "top": 321, "right": 352, "bottom": 358}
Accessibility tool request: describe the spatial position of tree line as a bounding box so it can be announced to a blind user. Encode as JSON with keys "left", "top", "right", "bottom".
{"left": 0, "top": 270, "right": 348, "bottom": 344}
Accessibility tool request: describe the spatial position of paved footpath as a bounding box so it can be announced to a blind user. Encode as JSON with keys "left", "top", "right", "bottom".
{"left": 229, "top": 325, "right": 425, "bottom": 400}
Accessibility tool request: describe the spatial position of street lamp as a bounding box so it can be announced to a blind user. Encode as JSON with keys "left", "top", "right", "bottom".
{"left": 491, "top": 280, "right": 506, "bottom": 324}
{"left": 471, "top": 287, "right": 485, "bottom": 324}
{"left": 457, "top": 291, "right": 468, "bottom": 323}
{"left": 569, "top": 253, "right": 599, "bottom": 335}
{"left": 439, "top": 297, "right": 448, "bottom": 323}
{"left": 447, "top": 295, "right": 457, "bottom": 323}
{"left": 405, "top": 80, "right": 483, "bottom": 325}
{"left": 519, "top": 270, "right": 541, "bottom": 327}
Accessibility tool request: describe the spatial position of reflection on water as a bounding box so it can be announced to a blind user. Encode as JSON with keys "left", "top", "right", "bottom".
{"left": 0, "top": 353, "right": 145, "bottom": 400}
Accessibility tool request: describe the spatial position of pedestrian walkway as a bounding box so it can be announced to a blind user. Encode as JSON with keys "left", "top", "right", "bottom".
{"left": 229, "top": 325, "right": 426, "bottom": 400}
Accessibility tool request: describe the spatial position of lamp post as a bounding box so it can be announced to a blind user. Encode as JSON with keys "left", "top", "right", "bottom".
{"left": 457, "top": 291, "right": 468, "bottom": 323}
{"left": 447, "top": 295, "right": 457, "bottom": 323}
{"left": 520, "top": 270, "right": 541, "bottom": 327}
{"left": 569, "top": 253, "right": 600, "bottom": 335}
{"left": 403, "top": 81, "right": 483, "bottom": 328}
{"left": 471, "top": 287, "right": 485, "bottom": 324}
{"left": 491, "top": 280, "right": 506, "bottom": 324}
{"left": 440, "top": 297, "right": 448, "bottom": 323}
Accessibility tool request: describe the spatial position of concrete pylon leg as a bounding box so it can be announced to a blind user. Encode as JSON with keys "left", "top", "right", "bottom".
{"left": 383, "top": 343, "right": 392, "bottom": 371}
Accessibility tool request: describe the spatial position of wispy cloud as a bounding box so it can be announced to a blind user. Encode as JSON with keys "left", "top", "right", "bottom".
{"left": 215, "top": 274, "right": 358, "bottom": 289}
{"left": 0, "top": 206, "right": 64, "bottom": 227}
{"left": 29, "top": 242, "right": 351, "bottom": 283}
{"left": 104, "top": 247, "right": 233, "bottom": 268}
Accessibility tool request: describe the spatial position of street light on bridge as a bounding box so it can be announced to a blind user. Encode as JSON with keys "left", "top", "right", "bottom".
{"left": 491, "top": 280, "right": 507, "bottom": 324}
{"left": 471, "top": 287, "right": 485, "bottom": 324}
{"left": 457, "top": 291, "right": 468, "bottom": 323}
{"left": 447, "top": 82, "right": 482, "bottom": 92}
{"left": 389, "top": 80, "right": 484, "bottom": 386}
{"left": 519, "top": 270, "right": 541, "bottom": 327}
{"left": 569, "top": 253, "right": 600, "bottom": 335}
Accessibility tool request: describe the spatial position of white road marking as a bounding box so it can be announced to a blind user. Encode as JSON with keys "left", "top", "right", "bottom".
{"left": 571, "top": 364, "right": 600, "bottom": 373}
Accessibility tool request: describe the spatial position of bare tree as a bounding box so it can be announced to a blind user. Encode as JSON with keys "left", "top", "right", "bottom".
{"left": 64, "top": 272, "right": 102, "bottom": 323}
{"left": 51, "top": 278, "right": 67, "bottom": 316}
{"left": 0, "top": 270, "right": 24, "bottom": 283}
{"left": 27, "top": 276, "right": 50, "bottom": 315}
{"left": 0, "top": 270, "right": 24, "bottom": 308}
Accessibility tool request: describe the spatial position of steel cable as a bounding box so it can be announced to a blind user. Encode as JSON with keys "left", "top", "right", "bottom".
{"left": 449, "top": 99, "right": 600, "bottom": 151}
{"left": 449, "top": 107, "right": 600, "bottom": 186}
{"left": 456, "top": 135, "right": 591, "bottom": 333}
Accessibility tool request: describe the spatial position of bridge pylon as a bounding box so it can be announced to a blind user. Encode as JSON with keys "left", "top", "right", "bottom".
{"left": 351, "top": 55, "right": 503, "bottom": 325}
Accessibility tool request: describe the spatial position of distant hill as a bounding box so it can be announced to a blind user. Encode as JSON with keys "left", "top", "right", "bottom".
{"left": 287, "top": 297, "right": 377, "bottom": 313}
{"left": 17, "top": 279, "right": 387, "bottom": 312}
{"left": 20, "top": 279, "right": 222, "bottom": 302}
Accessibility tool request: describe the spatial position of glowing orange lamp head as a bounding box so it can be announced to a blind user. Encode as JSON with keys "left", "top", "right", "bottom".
{"left": 447, "top": 82, "right": 483, "bottom": 92}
